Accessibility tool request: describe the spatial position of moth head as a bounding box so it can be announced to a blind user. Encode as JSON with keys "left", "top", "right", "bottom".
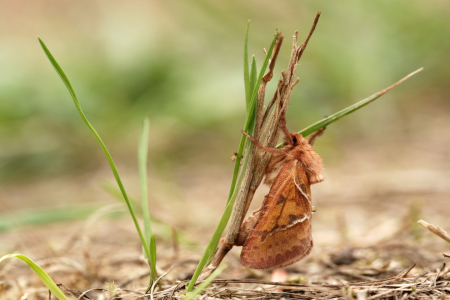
{"left": 292, "top": 133, "right": 324, "bottom": 184}
{"left": 291, "top": 133, "right": 303, "bottom": 147}
{"left": 283, "top": 133, "right": 301, "bottom": 146}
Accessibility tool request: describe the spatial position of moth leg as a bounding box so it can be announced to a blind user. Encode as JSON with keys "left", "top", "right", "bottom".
{"left": 236, "top": 207, "right": 262, "bottom": 246}
{"left": 241, "top": 130, "right": 287, "bottom": 156}
{"left": 308, "top": 127, "right": 326, "bottom": 146}
{"left": 280, "top": 111, "right": 294, "bottom": 146}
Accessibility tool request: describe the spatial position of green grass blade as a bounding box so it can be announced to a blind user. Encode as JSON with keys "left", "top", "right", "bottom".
{"left": 186, "top": 147, "right": 251, "bottom": 290}
{"left": 183, "top": 264, "right": 226, "bottom": 300}
{"left": 247, "top": 56, "right": 258, "bottom": 135}
{"left": 245, "top": 32, "right": 278, "bottom": 132}
{"left": 101, "top": 181, "right": 142, "bottom": 213}
{"left": 187, "top": 89, "right": 259, "bottom": 291}
{"left": 299, "top": 92, "right": 393, "bottom": 137}
{"left": 186, "top": 202, "right": 233, "bottom": 291}
{"left": 206, "top": 139, "right": 253, "bottom": 266}
{"left": 244, "top": 21, "right": 250, "bottom": 111}
{"left": 150, "top": 235, "right": 157, "bottom": 281}
{"left": 0, "top": 254, "right": 69, "bottom": 300}
{"left": 227, "top": 32, "right": 279, "bottom": 202}
{"left": 278, "top": 68, "right": 424, "bottom": 148}
{"left": 187, "top": 33, "right": 280, "bottom": 291}
{"left": 139, "top": 118, "right": 153, "bottom": 251}
{"left": 226, "top": 134, "right": 247, "bottom": 202}
{"left": 38, "top": 38, "right": 152, "bottom": 268}
{"left": 249, "top": 56, "right": 257, "bottom": 97}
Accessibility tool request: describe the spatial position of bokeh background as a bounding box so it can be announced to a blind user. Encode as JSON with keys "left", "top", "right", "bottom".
{"left": 1, "top": 0, "right": 450, "bottom": 272}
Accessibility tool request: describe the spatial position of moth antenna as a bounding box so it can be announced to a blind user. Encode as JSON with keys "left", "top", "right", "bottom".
{"left": 241, "top": 130, "right": 287, "bottom": 155}
{"left": 280, "top": 112, "right": 294, "bottom": 145}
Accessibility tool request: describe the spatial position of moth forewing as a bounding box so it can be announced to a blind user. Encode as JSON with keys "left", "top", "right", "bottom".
{"left": 240, "top": 161, "right": 314, "bottom": 269}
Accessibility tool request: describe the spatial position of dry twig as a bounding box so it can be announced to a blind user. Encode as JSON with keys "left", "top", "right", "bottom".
{"left": 199, "top": 11, "right": 322, "bottom": 281}
{"left": 418, "top": 219, "right": 450, "bottom": 244}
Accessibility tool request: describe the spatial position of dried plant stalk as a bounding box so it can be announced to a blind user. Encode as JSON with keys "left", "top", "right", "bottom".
{"left": 199, "top": 12, "right": 321, "bottom": 280}
{"left": 224, "top": 32, "right": 284, "bottom": 247}
{"left": 418, "top": 220, "right": 450, "bottom": 244}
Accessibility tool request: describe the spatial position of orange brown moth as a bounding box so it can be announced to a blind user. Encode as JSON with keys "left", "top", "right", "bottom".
{"left": 236, "top": 118, "right": 324, "bottom": 269}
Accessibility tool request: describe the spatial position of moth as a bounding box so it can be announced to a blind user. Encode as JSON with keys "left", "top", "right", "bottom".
{"left": 236, "top": 122, "right": 324, "bottom": 269}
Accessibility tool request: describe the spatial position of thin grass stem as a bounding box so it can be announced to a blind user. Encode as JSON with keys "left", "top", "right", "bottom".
{"left": 38, "top": 38, "right": 153, "bottom": 286}
{"left": 139, "top": 118, "right": 153, "bottom": 250}
{"left": 150, "top": 235, "right": 157, "bottom": 281}
{"left": 278, "top": 68, "right": 423, "bottom": 147}
{"left": 183, "top": 264, "right": 227, "bottom": 300}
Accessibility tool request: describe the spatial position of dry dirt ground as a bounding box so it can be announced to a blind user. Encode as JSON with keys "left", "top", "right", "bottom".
{"left": 1, "top": 134, "right": 450, "bottom": 299}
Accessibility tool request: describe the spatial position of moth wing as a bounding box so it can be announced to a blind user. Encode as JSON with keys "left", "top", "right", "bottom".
{"left": 240, "top": 160, "right": 313, "bottom": 269}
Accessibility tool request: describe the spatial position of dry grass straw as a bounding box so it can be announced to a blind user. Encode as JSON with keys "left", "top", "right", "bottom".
{"left": 418, "top": 220, "right": 450, "bottom": 244}
{"left": 2, "top": 217, "right": 449, "bottom": 300}
{"left": 37, "top": 258, "right": 449, "bottom": 299}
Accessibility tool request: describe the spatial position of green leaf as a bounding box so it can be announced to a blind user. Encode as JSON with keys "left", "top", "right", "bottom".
{"left": 298, "top": 92, "right": 389, "bottom": 137}
{"left": 0, "top": 254, "right": 68, "bottom": 300}
{"left": 139, "top": 118, "right": 156, "bottom": 286}
{"left": 183, "top": 264, "right": 226, "bottom": 300}
{"left": 278, "top": 68, "right": 424, "bottom": 148}
{"left": 186, "top": 151, "right": 250, "bottom": 292}
{"left": 247, "top": 56, "right": 258, "bottom": 135}
{"left": 150, "top": 235, "right": 157, "bottom": 281}
{"left": 185, "top": 200, "right": 233, "bottom": 292}
{"left": 139, "top": 118, "right": 153, "bottom": 252}
{"left": 245, "top": 32, "right": 279, "bottom": 132}
{"left": 203, "top": 141, "right": 250, "bottom": 264}
{"left": 249, "top": 56, "right": 257, "bottom": 98}
{"left": 38, "top": 38, "right": 152, "bottom": 284}
{"left": 227, "top": 31, "right": 279, "bottom": 203}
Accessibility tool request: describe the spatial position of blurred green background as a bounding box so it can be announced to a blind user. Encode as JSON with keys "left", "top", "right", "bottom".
{"left": 1, "top": 0, "right": 449, "bottom": 232}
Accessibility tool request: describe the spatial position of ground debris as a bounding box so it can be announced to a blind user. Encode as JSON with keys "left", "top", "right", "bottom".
{"left": 2, "top": 198, "right": 450, "bottom": 299}
{"left": 32, "top": 254, "right": 450, "bottom": 299}
{"left": 2, "top": 239, "right": 449, "bottom": 300}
